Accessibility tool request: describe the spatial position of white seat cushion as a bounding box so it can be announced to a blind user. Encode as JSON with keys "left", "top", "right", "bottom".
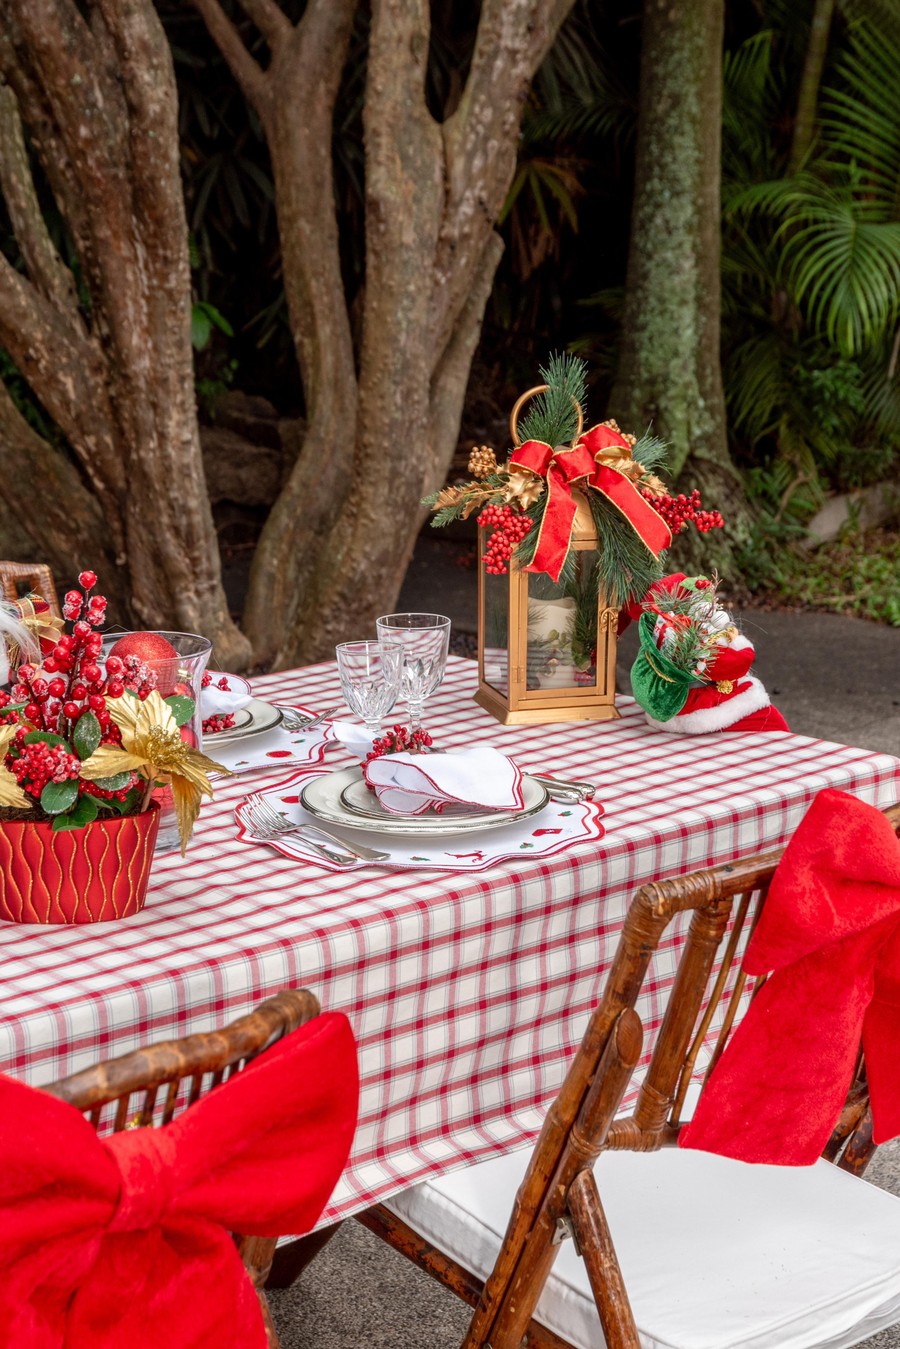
{"left": 387, "top": 1145, "right": 900, "bottom": 1349}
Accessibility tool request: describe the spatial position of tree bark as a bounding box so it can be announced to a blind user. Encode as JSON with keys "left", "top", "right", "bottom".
{"left": 789, "top": 0, "right": 834, "bottom": 173}
{"left": 0, "top": 380, "right": 127, "bottom": 610}
{"left": 610, "top": 0, "right": 752, "bottom": 573}
{"left": 0, "top": 0, "right": 249, "bottom": 667}
{"left": 196, "top": 0, "right": 575, "bottom": 667}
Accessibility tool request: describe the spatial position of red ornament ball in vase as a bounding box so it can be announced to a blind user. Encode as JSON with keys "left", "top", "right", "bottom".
{"left": 107, "top": 632, "right": 180, "bottom": 696}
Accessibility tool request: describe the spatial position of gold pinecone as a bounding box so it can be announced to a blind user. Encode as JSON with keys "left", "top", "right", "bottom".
{"left": 468, "top": 444, "right": 498, "bottom": 479}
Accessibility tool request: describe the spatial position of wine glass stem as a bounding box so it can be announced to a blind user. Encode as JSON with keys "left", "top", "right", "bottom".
{"left": 364, "top": 719, "right": 381, "bottom": 736}
{"left": 408, "top": 700, "right": 423, "bottom": 731}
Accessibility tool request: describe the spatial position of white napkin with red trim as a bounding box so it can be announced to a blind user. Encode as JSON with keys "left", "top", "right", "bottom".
{"left": 363, "top": 748, "right": 524, "bottom": 816}
{"left": 200, "top": 680, "right": 253, "bottom": 717}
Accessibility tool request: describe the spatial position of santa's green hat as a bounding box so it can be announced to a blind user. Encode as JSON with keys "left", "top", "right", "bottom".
{"left": 629, "top": 611, "right": 697, "bottom": 722}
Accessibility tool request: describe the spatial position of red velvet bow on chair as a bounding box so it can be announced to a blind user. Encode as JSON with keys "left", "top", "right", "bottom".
{"left": 0, "top": 1012, "right": 358, "bottom": 1348}
{"left": 681, "top": 789, "right": 900, "bottom": 1164}
{"left": 509, "top": 424, "right": 672, "bottom": 583}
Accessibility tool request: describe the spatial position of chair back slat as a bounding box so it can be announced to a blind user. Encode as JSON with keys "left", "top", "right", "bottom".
{"left": 45, "top": 989, "right": 318, "bottom": 1127}
{"left": 670, "top": 888, "right": 754, "bottom": 1123}
{"left": 632, "top": 901, "right": 733, "bottom": 1135}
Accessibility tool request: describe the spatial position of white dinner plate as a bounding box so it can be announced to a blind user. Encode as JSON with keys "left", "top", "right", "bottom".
{"left": 301, "top": 767, "right": 549, "bottom": 837}
{"left": 205, "top": 697, "right": 283, "bottom": 744}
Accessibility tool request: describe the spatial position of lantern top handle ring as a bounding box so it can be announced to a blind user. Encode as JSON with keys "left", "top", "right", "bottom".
{"left": 509, "top": 384, "right": 585, "bottom": 447}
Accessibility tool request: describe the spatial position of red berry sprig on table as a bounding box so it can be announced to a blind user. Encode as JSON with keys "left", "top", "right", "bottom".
{"left": 643, "top": 489, "right": 724, "bottom": 536}
{"left": 477, "top": 503, "right": 534, "bottom": 575}
{"left": 365, "top": 724, "right": 433, "bottom": 765}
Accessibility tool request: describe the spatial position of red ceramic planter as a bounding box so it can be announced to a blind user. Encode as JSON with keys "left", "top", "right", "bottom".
{"left": 0, "top": 803, "right": 160, "bottom": 924}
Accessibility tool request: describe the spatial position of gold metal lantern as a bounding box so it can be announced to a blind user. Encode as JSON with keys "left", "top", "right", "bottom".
{"left": 475, "top": 388, "right": 621, "bottom": 725}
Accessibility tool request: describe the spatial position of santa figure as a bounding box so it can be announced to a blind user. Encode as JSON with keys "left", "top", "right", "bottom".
{"left": 630, "top": 574, "right": 789, "bottom": 734}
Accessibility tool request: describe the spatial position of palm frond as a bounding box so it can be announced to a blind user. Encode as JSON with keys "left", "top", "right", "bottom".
{"left": 819, "top": 21, "right": 900, "bottom": 214}
{"left": 781, "top": 189, "right": 900, "bottom": 353}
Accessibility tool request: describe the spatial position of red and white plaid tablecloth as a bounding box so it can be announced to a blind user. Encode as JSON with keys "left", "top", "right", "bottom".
{"left": 1, "top": 656, "right": 897, "bottom": 1221}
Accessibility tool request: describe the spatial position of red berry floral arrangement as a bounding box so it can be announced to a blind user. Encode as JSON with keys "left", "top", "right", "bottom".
{"left": 0, "top": 571, "right": 225, "bottom": 853}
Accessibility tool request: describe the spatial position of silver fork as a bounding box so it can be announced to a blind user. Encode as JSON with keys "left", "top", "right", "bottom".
{"left": 276, "top": 705, "right": 343, "bottom": 732}
{"left": 246, "top": 797, "right": 390, "bottom": 863}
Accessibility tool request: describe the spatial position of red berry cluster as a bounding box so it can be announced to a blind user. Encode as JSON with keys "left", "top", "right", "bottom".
{"left": 365, "top": 724, "right": 433, "bottom": 765}
{"left": 119, "top": 654, "right": 158, "bottom": 700}
{"left": 201, "top": 672, "right": 235, "bottom": 736}
{"left": 9, "top": 730, "right": 81, "bottom": 800}
{"left": 6, "top": 570, "right": 126, "bottom": 745}
{"left": 643, "top": 490, "right": 724, "bottom": 536}
{"left": 1, "top": 567, "right": 144, "bottom": 814}
{"left": 478, "top": 504, "right": 533, "bottom": 574}
{"left": 62, "top": 572, "right": 105, "bottom": 625}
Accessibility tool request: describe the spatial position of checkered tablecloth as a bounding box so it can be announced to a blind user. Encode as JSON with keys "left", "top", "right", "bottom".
{"left": 1, "top": 656, "right": 897, "bottom": 1222}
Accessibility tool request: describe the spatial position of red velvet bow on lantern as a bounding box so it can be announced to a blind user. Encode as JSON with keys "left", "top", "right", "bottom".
{"left": 681, "top": 790, "right": 900, "bottom": 1165}
{"left": 509, "top": 424, "right": 672, "bottom": 583}
{"left": 0, "top": 1012, "right": 359, "bottom": 1349}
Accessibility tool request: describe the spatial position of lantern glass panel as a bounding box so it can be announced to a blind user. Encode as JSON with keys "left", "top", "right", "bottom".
{"left": 483, "top": 567, "right": 510, "bottom": 697}
{"left": 525, "top": 551, "right": 599, "bottom": 692}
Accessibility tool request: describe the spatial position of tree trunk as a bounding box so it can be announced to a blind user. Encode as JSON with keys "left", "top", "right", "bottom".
{"left": 610, "top": 0, "right": 752, "bottom": 574}
{"left": 789, "top": 0, "right": 835, "bottom": 173}
{"left": 0, "top": 0, "right": 249, "bottom": 668}
{"left": 195, "top": 0, "right": 575, "bottom": 667}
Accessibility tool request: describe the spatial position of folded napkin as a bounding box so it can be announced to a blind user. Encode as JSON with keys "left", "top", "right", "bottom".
{"left": 332, "top": 720, "right": 378, "bottom": 762}
{"left": 201, "top": 678, "right": 253, "bottom": 718}
{"left": 363, "top": 747, "right": 524, "bottom": 816}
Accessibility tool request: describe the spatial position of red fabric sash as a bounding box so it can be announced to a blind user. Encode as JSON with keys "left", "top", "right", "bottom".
{"left": 0, "top": 1011, "right": 358, "bottom": 1347}
{"left": 680, "top": 790, "right": 900, "bottom": 1164}
{"left": 509, "top": 425, "right": 671, "bottom": 583}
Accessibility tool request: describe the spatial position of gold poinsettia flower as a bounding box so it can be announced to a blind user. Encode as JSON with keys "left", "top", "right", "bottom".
{"left": 80, "top": 690, "right": 228, "bottom": 855}
{"left": 0, "top": 723, "right": 31, "bottom": 810}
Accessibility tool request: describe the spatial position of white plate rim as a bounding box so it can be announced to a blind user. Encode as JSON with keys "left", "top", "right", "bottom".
{"left": 206, "top": 697, "right": 283, "bottom": 743}
{"left": 301, "top": 767, "right": 549, "bottom": 837}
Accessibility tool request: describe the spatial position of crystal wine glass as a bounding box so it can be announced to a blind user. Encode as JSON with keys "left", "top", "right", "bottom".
{"left": 374, "top": 613, "right": 451, "bottom": 731}
{"left": 335, "top": 640, "right": 402, "bottom": 736}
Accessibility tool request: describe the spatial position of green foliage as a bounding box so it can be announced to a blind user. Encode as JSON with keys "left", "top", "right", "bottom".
{"left": 40, "top": 779, "right": 79, "bottom": 815}
{"left": 89, "top": 772, "right": 133, "bottom": 792}
{"left": 52, "top": 794, "right": 100, "bottom": 831}
{"left": 191, "top": 299, "right": 234, "bottom": 352}
{"left": 630, "top": 430, "right": 668, "bottom": 477}
{"left": 722, "top": 9, "right": 900, "bottom": 522}
{"left": 72, "top": 711, "right": 101, "bottom": 761}
{"left": 164, "top": 694, "right": 195, "bottom": 728}
{"left": 588, "top": 493, "right": 663, "bottom": 611}
{"left": 516, "top": 352, "right": 587, "bottom": 446}
{"left": 744, "top": 528, "right": 900, "bottom": 626}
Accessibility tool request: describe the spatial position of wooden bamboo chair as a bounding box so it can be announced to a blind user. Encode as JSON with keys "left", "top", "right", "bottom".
{"left": 44, "top": 987, "right": 321, "bottom": 1349}
{"left": 360, "top": 801, "right": 900, "bottom": 1349}
{"left": 0, "top": 560, "right": 60, "bottom": 615}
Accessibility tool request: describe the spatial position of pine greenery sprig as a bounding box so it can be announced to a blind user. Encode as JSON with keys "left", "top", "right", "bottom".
{"left": 516, "top": 352, "right": 587, "bottom": 447}
{"left": 630, "top": 429, "right": 669, "bottom": 477}
{"left": 649, "top": 581, "right": 727, "bottom": 680}
{"left": 589, "top": 493, "right": 665, "bottom": 609}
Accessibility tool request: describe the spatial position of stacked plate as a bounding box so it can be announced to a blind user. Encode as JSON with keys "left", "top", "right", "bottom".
{"left": 203, "top": 674, "right": 284, "bottom": 745}
{"left": 300, "top": 766, "right": 550, "bottom": 837}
